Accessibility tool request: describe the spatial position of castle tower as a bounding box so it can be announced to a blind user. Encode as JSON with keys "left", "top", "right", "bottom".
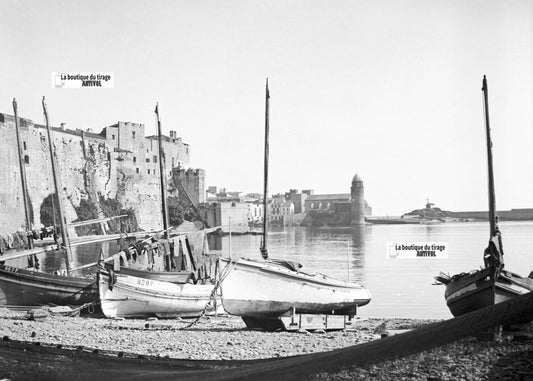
{"left": 351, "top": 174, "right": 365, "bottom": 225}
{"left": 171, "top": 167, "right": 206, "bottom": 207}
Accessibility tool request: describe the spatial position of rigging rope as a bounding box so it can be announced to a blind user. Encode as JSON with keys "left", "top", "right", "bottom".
{"left": 179, "top": 258, "right": 236, "bottom": 330}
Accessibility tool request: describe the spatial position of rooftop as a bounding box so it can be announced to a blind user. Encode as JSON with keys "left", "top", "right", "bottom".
{"left": 306, "top": 194, "right": 351, "bottom": 201}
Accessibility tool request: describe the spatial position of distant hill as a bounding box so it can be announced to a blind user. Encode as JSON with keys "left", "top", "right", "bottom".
{"left": 403, "top": 207, "right": 451, "bottom": 219}
{"left": 402, "top": 200, "right": 452, "bottom": 220}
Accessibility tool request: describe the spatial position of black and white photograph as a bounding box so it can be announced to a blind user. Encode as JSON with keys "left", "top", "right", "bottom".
{"left": 1, "top": 0, "right": 532, "bottom": 379}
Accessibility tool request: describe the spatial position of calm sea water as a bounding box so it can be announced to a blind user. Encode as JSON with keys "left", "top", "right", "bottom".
{"left": 16, "top": 221, "right": 533, "bottom": 320}
{"left": 217, "top": 221, "right": 533, "bottom": 320}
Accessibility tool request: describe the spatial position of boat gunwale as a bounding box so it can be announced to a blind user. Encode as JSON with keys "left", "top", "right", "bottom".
{"left": 0, "top": 268, "right": 96, "bottom": 289}
{"left": 98, "top": 273, "right": 213, "bottom": 301}
{"left": 219, "top": 257, "right": 367, "bottom": 290}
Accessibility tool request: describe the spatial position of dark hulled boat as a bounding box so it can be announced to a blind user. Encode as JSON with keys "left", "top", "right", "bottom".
{"left": 0, "top": 98, "right": 98, "bottom": 308}
{"left": 0, "top": 264, "right": 97, "bottom": 306}
{"left": 0, "top": 99, "right": 198, "bottom": 309}
{"left": 438, "top": 267, "right": 533, "bottom": 318}
{"left": 435, "top": 76, "right": 533, "bottom": 319}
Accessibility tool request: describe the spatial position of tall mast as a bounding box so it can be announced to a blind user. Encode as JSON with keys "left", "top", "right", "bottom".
{"left": 482, "top": 75, "right": 504, "bottom": 270}
{"left": 42, "top": 97, "right": 73, "bottom": 271}
{"left": 482, "top": 76, "right": 497, "bottom": 237}
{"left": 13, "top": 99, "right": 34, "bottom": 249}
{"left": 155, "top": 103, "right": 169, "bottom": 239}
{"left": 260, "top": 79, "right": 270, "bottom": 260}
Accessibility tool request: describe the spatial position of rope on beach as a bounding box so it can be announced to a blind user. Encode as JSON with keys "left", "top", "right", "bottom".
{"left": 180, "top": 258, "right": 236, "bottom": 330}
{"left": 67, "top": 301, "right": 98, "bottom": 316}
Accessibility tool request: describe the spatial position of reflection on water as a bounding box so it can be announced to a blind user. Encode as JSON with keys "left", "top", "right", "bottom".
{"left": 9, "top": 240, "right": 120, "bottom": 276}
{"left": 217, "top": 222, "right": 533, "bottom": 320}
{"left": 42, "top": 249, "right": 64, "bottom": 272}
{"left": 350, "top": 225, "right": 366, "bottom": 279}
{"left": 8, "top": 221, "right": 533, "bottom": 320}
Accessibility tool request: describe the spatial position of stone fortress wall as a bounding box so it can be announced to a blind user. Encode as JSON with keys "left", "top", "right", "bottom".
{"left": 0, "top": 112, "right": 191, "bottom": 235}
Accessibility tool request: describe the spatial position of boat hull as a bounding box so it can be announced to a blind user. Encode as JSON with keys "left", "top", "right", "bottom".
{"left": 219, "top": 258, "right": 371, "bottom": 317}
{"left": 98, "top": 270, "right": 215, "bottom": 319}
{"left": 0, "top": 265, "right": 97, "bottom": 306}
{"left": 445, "top": 268, "right": 533, "bottom": 319}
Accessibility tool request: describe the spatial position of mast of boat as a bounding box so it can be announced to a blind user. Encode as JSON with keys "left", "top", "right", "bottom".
{"left": 13, "top": 99, "right": 34, "bottom": 250}
{"left": 155, "top": 103, "right": 169, "bottom": 240}
{"left": 482, "top": 75, "right": 504, "bottom": 267}
{"left": 228, "top": 217, "right": 232, "bottom": 259}
{"left": 483, "top": 76, "right": 497, "bottom": 237}
{"left": 42, "top": 97, "right": 73, "bottom": 271}
{"left": 260, "top": 79, "right": 270, "bottom": 260}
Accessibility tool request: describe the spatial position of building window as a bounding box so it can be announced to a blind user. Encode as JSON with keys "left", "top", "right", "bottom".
{"left": 136, "top": 168, "right": 139, "bottom": 174}
{"left": 153, "top": 155, "right": 157, "bottom": 163}
{"left": 23, "top": 141, "right": 27, "bottom": 150}
{"left": 186, "top": 147, "right": 189, "bottom": 154}
{"left": 112, "top": 134, "right": 115, "bottom": 140}
{"left": 148, "top": 169, "right": 151, "bottom": 174}
{"left": 24, "top": 155, "right": 30, "bottom": 164}
{"left": 172, "top": 157, "right": 175, "bottom": 167}
{"left": 133, "top": 157, "right": 137, "bottom": 163}
{"left": 132, "top": 131, "right": 136, "bottom": 139}
{"left": 146, "top": 158, "right": 150, "bottom": 163}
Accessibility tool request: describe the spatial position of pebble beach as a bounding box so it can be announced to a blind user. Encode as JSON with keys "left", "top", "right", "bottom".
{"left": 1, "top": 308, "right": 532, "bottom": 380}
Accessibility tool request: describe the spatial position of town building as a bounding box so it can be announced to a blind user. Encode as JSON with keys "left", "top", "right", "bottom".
{"left": 284, "top": 189, "right": 313, "bottom": 213}
{"left": 247, "top": 202, "right": 264, "bottom": 224}
{"left": 100, "top": 122, "right": 191, "bottom": 179}
{"left": 201, "top": 186, "right": 264, "bottom": 230}
{"left": 302, "top": 174, "right": 372, "bottom": 226}
{"left": 270, "top": 196, "right": 295, "bottom": 224}
{"left": 198, "top": 201, "right": 250, "bottom": 233}
{"left": 170, "top": 167, "right": 206, "bottom": 207}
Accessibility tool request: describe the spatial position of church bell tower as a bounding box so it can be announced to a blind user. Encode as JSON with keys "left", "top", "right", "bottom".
{"left": 351, "top": 174, "right": 365, "bottom": 225}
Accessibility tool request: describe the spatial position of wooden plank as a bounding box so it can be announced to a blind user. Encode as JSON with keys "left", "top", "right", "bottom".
{"left": 0, "top": 245, "right": 60, "bottom": 262}
{"left": 1, "top": 227, "right": 219, "bottom": 265}
{"left": 67, "top": 215, "right": 128, "bottom": 228}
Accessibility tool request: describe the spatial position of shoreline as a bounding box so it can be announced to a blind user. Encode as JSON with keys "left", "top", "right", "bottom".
{"left": 0, "top": 310, "right": 434, "bottom": 360}
{"left": 1, "top": 309, "right": 532, "bottom": 380}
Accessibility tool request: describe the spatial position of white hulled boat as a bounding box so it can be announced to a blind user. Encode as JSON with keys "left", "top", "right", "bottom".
{"left": 220, "top": 257, "right": 370, "bottom": 317}
{"left": 98, "top": 270, "right": 215, "bottom": 318}
{"left": 97, "top": 103, "right": 220, "bottom": 319}
{"left": 219, "top": 80, "right": 371, "bottom": 323}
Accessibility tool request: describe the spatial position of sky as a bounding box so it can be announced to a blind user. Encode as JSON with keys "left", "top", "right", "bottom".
{"left": 1, "top": 0, "right": 532, "bottom": 216}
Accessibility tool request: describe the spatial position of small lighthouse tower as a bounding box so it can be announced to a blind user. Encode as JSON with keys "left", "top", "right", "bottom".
{"left": 351, "top": 174, "right": 365, "bottom": 225}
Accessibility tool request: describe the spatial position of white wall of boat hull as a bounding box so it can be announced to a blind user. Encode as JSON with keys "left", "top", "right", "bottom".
{"left": 219, "top": 259, "right": 371, "bottom": 317}
{"left": 98, "top": 273, "right": 215, "bottom": 318}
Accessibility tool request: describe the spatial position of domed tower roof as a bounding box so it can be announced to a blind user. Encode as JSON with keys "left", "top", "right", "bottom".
{"left": 352, "top": 174, "right": 363, "bottom": 183}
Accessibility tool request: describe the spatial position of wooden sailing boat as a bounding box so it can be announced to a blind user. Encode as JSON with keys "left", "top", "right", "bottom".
{"left": 98, "top": 103, "right": 217, "bottom": 318}
{"left": 0, "top": 99, "right": 198, "bottom": 308}
{"left": 0, "top": 97, "right": 98, "bottom": 307}
{"left": 219, "top": 80, "right": 371, "bottom": 325}
{"left": 435, "top": 76, "right": 533, "bottom": 318}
